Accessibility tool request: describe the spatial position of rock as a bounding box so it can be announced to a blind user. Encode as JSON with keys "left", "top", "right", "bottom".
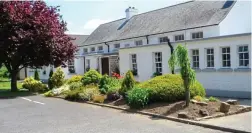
{"left": 226, "top": 99, "right": 239, "bottom": 105}
{"left": 199, "top": 109, "right": 209, "bottom": 116}
{"left": 220, "top": 102, "right": 230, "bottom": 113}
{"left": 178, "top": 112, "right": 191, "bottom": 119}
{"left": 191, "top": 99, "right": 198, "bottom": 104}
{"left": 197, "top": 102, "right": 208, "bottom": 106}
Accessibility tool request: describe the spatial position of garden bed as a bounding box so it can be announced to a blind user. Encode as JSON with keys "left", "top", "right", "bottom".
{"left": 104, "top": 98, "right": 251, "bottom": 121}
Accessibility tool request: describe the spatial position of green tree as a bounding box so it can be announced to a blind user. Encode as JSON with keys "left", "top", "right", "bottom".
{"left": 34, "top": 69, "right": 40, "bottom": 81}
{"left": 119, "top": 70, "right": 135, "bottom": 96}
{"left": 168, "top": 44, "right": 196, "bottom": 106}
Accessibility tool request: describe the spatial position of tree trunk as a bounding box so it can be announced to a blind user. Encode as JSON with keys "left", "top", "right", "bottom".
{"left": 184, "top": 76, "right": 190, "bottom": 107}
{"left": 11, "top": 71, "right": 18, "bottom": 92}
{"left": 167, "top": 39, "right": 175, "bottom": 74}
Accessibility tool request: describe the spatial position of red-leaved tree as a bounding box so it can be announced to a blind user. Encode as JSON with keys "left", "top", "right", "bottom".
{"left": 0, "top": 1, "right": 77, "bottom": 91}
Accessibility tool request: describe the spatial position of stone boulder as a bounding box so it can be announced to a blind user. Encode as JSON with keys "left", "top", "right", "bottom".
{"left": 191, "top": 99, "right": 198, "bottom": 104}
{"left": 226, "top": 99, "right": 239, "bottom": 105}
{"left": 178, "top": 112, "right": 192, "bottom": 119}
{"left": 220, "top": 102, "right": 230, "bottom": 113}
{"left": 199, "top": 109, "right": 209, "bottom": 116}
{"left": 197, "top": 102, "right": 208, "bottom": 106}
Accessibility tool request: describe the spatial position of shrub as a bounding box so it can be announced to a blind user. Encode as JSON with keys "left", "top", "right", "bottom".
{"left": 65, "top": 88, "right": 83, "bottom": 101}
{"left": 43, "top": 90, "right": 54, "bottom": 97}
{"left": 99, "top": 75, "right": 121, "bottom": 94}
{"left": 67, "top": 75, "right": 83, "bottom": 84}
{"left": 0, "top": 65, "right": 9, "bottom": 78}
{"left": 119, "top": 70, "right": 135, "bottom": 96}
{"left": 93, "top": 95, "right": 105, "bottom": 103}
{"left": 79, "top": 85, "right": 100, "bottom": 101}
{"left": 138, "top": 74, "right": 205, "bottom": 102}
{"left": 209, "top": 96, "right": 219, "bottom": 102}
{"left": 51, "top": 84, "right": 70, "bottom": 96}
{"left": 48, "top": 69, "right": 54, "bottom": 90}
{"left": 152, "top": 72, "right": 162, "bottom": 78}
{"left": 69, "top": 81, "right": 83, "bottom": 90}
{"left": 34, "top": 69, "right": 40, "bottom": 81}
{"left": 82, "top": 69, "right": 102, "bottom": 85}
{"left": 65, "top": 84, "right": 100, "bottom": 101}
{"left": 51, "top": 67, "right": 65, "bottom": 88}
{"left": 22, "top": 77, "right": 48, "bottom": 92}
{"left": 193, "top": 95, "right": 203, "bottom": 102}
{"left": 99, "top": 75, "right": 110, "bottom": 94}
{"left": 127, "top": 87, "right": 151, "bottom": 109}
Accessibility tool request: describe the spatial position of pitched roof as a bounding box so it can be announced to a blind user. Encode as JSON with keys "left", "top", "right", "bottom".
{"left": 68, "top": 34, "right": 89, "bottom": 46}
{"left": 82, "top": 1, "right": 235, "bottom": 46}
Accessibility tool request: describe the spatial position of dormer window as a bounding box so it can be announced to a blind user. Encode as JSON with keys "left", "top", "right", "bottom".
{"left": 174, "top": 34, "right": 184, "bottom": 41}
{"left": 114, "top": 43, "right": 120, "bottom": 49}
{"left": 98, "top": 46, "right": 103, "bottom": 51}
{"left": 159, "top": 37, "right": 168, "bottom": 43}
{"left": 135, "top": 40, "right": 143, "bottom": 46}
{"left": 83, "top": 48, "right": 88, "bottom": 54}
{"left": 91, "top": 47, "right": 95, "bottom": 52}
{"left": 192, "top": 32, "right": 203, "bottom": 39}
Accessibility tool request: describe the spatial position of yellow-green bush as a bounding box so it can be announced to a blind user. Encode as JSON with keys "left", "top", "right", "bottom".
{"left": 65, "top": 84, "right": 100, "bottom": 101}
{"left": 51, "top": 67, "right": 65, "bottom": 88}
{"left": 66, "top": 75, "right": 83, "bottom": 84}
{"left": 138, "top": 74, "right": 205, "bottom": 102}
{"left": 82, "top": 69, "right": 102, "bottom": 85}
{"left": 193, "top": 95, "right": 203, "bottom": 102}
{"left": 93, "top": 95, "right": 105, "bottom": 103}
{"left": 22, "top": 77, "right": 48, "bottom": 92}
{"left": 119, "top": 70, "right": 135, "bottom": 96}
{"left": 43, "top": 90, "right": 54, "bottom": 97}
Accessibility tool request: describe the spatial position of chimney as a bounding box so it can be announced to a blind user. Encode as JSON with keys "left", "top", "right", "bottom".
{"left": 125, "top": 7, "right": 138, "bottom": 20}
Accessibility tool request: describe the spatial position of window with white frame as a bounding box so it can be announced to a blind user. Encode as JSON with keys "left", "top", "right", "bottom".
{"left": 192, "top": 32, "right": 203, "bottom": 39}
{"left": 68, "top": 59, "right": 75, "bottom": 73}
{"left": 124, "top": 44, "right": 130, "bottom": 48}
{"left": 206, "top": 48, "right": 214, "bottom": 67}
{"left": 98, "top": 46, "right": 103, "bottom": 51}
{"left": 83, "top": 48, "right": 88, "bottom": 54}
{"left": 159, "top": 37, "right": 168, "bottom": 43}
{"left": 114, "top": 43, "right": 120, "bottom": 49}
{"left": 174, "top": 34, "right": 184, "bottom": 41}
{"left": 131, "top": 54, "right": 138, "bottom": 75}
{"left": 91, "top": 47, "right": 95, "bottom": 52}
{"left": 192, "top": 49, "right": 199, "bottom": 68}
{"left": 154, "top": 52, "right": 162, "bottom": 74}
{"left": 238, "top": 45, "right": 249, "bottom": 67}
{"left": 222, "top": 47, "right": 231, "bottom": 67}
{"left": 135, "top": 40, "right": 143, "bottom": 46}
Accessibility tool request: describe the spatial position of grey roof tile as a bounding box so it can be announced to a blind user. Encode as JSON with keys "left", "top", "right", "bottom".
{"left": 82, "top": 1, "right": 235, "bottom": 46}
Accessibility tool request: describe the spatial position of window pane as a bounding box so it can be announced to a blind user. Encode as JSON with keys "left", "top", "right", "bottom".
{"left": 227, "top": 61, "right": 231, "bottom": 67}
{"left": 245, "top": 60, "right": 249, "bottom": 66}
{"left": 244, "top": 46, "right": 248, "bottom": 52}
{"left": 239, "top": 53, "right": 244, "bottom": 59}
{"left": 239, "top": 60, "right": 243, "bottom": 66}
{"left": 239, "top": 46, "right": 243, "bottom": 52}
{"left": 244, "top": 53, "right": 249, "bottom": 59}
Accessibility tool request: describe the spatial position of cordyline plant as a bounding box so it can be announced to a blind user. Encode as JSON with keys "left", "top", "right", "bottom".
{"left": 0, "top": 1, "right": 77, "bottom": 91}
{"left": 168, "top": 44, "right": 196, "bottom": 106}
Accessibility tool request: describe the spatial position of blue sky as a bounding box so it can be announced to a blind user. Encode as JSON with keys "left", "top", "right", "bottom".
{"left": 46, "top": 0, "right": 251, "bottom": 35}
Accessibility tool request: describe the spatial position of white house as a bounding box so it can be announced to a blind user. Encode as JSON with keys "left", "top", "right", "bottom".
{"left": 24, "top": 1, "right": 251, "bottom": 98}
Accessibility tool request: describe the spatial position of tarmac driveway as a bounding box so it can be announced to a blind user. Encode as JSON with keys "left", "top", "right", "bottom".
{"left": 0, "top": 95, "right": 231, "bottom": 133}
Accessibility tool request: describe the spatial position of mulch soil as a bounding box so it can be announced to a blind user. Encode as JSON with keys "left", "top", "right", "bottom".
{"left": 104, "top": 98, "right": 245, "bottom": 120}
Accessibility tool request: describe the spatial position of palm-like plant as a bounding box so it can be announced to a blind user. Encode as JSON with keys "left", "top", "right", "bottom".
{"left": 168, "top": 44, "right": 196, "bottom": 106}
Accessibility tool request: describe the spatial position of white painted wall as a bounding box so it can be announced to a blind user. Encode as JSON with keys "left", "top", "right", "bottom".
{"left": 119, "top": 34, "right": 251, "bottom": 94}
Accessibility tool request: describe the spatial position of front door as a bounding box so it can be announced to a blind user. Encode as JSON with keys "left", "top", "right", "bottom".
{"left": 101, "top": 57, "right": 109, "bottom": 75}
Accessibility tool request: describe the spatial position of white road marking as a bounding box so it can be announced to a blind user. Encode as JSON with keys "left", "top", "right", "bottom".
{"left": 20, "top": 97, "right": 32, "bottom": 101}
{"left": 20, "top": 97, "right": 45, "bottom": 105}
{"left": 32, "top": 101, "right": 45, "bottom": 105}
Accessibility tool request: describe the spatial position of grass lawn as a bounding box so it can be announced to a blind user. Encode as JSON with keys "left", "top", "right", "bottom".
{"left": 0, "top": 80, "right": 34, "bottom": 98}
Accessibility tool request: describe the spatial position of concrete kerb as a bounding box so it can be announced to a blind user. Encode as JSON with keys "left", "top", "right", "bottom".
{"left": 84, "top": 101, "right": 250, "bottom": 133}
